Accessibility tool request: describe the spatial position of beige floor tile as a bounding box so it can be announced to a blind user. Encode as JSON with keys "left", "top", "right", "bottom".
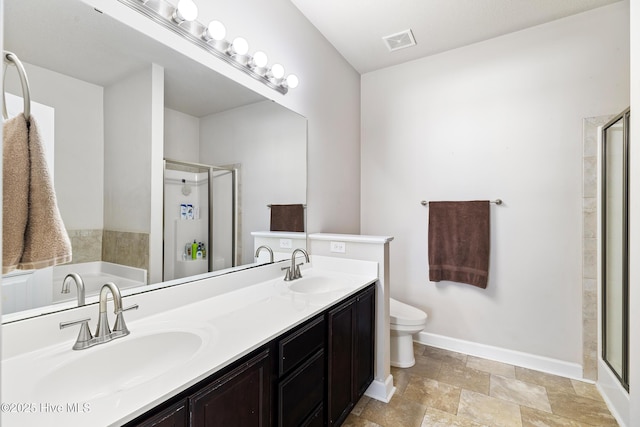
{"left": 404, "top": 354, "right": 442, "bottom": 380}
{"left": 490, "top": 374, "right": 552, "bottom": 413}
{"left": 404, "top": 377, "right": 462, "bottom": 414}
{"left": 547, "top": 390, "right": 618, "bottom": 426}
{"left": 351, "top": 395, "right": 371, "bottom": 416}
{"left": 342, "top": 413, "right": 383, "bottom": 427}
{"left": 457, "top": 389, "right": 522, "bottom": 427}
{"left": 424, "top": 346, "right": 468, "bottom": 367}
{"left": 467, "top": 355, "right": 516, "bottom": 378}
{"left": 570, "top": 379, "right": 604, "bottom": 402}
{"left": 437, "top": 363, "right": 491, "bottom": 395}
{"left": 515, "top": 367, "right": 576, "bottom": 394}
{"left": 421, "top": 407, "right": 489, "bottom": 427}
{"left": 390, "top": 367, "right": 412, "bottom": 396}
{"left": 414, "top": 342, "right": 427, "bottom": 357}
{"left": 360, "top": 394, "right": 427, "bottom": 427}
{"left": 520, "top": 407, "right": 590, "bottom": 427}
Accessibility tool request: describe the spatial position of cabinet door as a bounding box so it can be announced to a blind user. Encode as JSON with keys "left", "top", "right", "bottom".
{"left": 354, "top": 287, "right": 375, "bottom": 399}
{"left": 327, "top": 299, "right": 355, "bottom": 426}
{"left": 190, "top": 349, "right": 271, "bottom": 427}
{"left": 128, "top": 399, "right": 188, "bottom": 427}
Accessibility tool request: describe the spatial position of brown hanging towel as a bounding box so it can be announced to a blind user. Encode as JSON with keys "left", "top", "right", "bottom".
{"left": 428, "top": 200, "right": 490, "bottom": 288}
{"left": 270, "top": 204, "right": 304, "bottom": 232}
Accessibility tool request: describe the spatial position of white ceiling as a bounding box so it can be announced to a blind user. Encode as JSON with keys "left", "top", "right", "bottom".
{"left": 290, "top": 0, "right": 624, "bottom": 74}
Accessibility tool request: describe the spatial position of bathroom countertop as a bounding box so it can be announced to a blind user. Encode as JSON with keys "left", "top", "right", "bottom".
{"left": 1, "top": 261, "right": 378, "bottom": 426}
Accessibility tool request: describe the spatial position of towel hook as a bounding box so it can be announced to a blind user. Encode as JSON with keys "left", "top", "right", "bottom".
{"left": 2, "top": 51, "right": 31, "bottom": 123}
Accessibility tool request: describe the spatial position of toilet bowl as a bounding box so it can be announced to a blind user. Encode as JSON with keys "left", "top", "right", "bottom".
{"left": 390, "top": 298, "right": 428, "bottom": 368}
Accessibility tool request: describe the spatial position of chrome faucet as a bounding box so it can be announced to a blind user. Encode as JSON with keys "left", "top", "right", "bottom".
{"left": 255, "top": 245, "right": 274, "bottom": 263}
{"left": 283, "top": 248, "right": 309, "bottom": 281}
{"left": 61, "top": 273, "right": 85, "bottom": 306}
{"left": 60, "top": 282, "right": 138, "bottom": 350}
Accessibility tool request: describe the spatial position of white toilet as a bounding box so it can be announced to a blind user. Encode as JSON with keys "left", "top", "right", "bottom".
{"left": 390, "top": 298, "right": 428, "bottom": 368}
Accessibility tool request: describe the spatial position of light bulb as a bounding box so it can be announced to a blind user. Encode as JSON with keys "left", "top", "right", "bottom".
{"left": 249, "top": 51, "right": 268, "bottom": 69}
{"left": 172, "top": 0, "right": 198, "bottom": 23}
{"left": 203, "top": 20, "right": 226, "bottom": 41}
{"left": 269, "top": 63, "right": 285, "bottom": 80}
{"left": 285, "top": 74, "right": 299, "bottom": 89}
{"left": 229, "top": 37, "right": 249, "bottom": 56}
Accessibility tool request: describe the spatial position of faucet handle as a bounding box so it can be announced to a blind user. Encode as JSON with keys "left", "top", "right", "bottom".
{"left": 117, "top": 304, "right": 139, "bottom": 314}
{"left": 112, "top": 304, "right": 138, "bottom": 337}
{"left": 60, "top": 318, "right": 93, "bottom": 350}
{"left": 282, "top": 266, "right": 292, "bottom": 281}
{"left": 294, "top": 263, "right": 304, "bottom": 279}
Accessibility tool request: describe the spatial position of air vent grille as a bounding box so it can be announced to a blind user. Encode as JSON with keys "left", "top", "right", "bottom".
{"left": 382, "top": 29, "right": 416, "bottom": 52}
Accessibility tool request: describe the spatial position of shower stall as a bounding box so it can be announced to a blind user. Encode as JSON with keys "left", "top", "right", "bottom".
{"left": 163, "top": 159, "right": 238, "bottom": 281}
{"left": 598, "top": 108, "right": 630, "bottom": 426}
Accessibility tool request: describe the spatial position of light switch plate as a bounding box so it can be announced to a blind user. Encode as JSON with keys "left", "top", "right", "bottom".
{"left": 330, "top": 241, "right": 346, "bottom": 253}
{"left": 279, "top": 239, "right": 293, "bottom": 249}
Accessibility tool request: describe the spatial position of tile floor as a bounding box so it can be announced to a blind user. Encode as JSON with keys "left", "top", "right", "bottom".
{"left": 344, "top": 343, "right": 619, "bottom": 427}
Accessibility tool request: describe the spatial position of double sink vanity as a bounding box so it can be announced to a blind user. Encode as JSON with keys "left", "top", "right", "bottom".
{"left": 1, "top": 255, "right": 380, "bottom": 426}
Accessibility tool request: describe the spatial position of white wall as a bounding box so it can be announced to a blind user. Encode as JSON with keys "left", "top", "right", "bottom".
{"left": 628, "top": 0, "right": 639, "bottom": 424}
{"left": 200, "top": 101, "right": 307, "bottom": 264}
{"left": 4, "top": 62, "right": 104, "bottom": 230}
{"left": 88, "top": 0, "right": 362, "bottom": 236}
{"left": 104, "top": 66, "right": 155, "bottom": 233}
{"left": 164, "top": 108, "right": 200, "bottom": 163}
{"left": 361, "top": 2, "right": 629, "bottom": 366}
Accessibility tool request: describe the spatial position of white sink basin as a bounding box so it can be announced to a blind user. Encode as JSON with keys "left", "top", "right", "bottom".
{"left": 36, "top": 330, "right": 205, "bottom": 401}
{"left": 288, "top": 275, "right": 351, "bottom": 294}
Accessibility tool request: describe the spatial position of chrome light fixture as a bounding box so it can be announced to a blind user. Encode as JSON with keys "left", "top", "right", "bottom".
{"left": 121, "top": 0, "right": 298, "bottom": 94}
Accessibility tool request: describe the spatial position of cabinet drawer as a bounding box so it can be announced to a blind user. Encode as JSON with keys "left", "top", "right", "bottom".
{"left": 278, "top": 350, "right": 325, "bottom": 427}
{"left": 278, "top": 316, "right": 325, "bottom": 376}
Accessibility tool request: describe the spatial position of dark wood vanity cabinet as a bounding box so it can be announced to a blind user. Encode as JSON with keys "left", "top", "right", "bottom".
{"left": 190, "top": 349, "right": 272, "bottom": 426}
{"left": 125, "top": 348, "right": 272, "bottom": 427}
{"left": 133, "top": 399, "right": 188, "bottom": 427}
{"left": 126, "top": 284, "right": 375, "bottom": 427}
{"left": 327, "top": 286, "right": 375, "bottom": 427}
{"left": 276, "top": 316, "right": 326, "bottom": 426}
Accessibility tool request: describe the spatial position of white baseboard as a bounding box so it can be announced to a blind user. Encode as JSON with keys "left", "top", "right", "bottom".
{"left": 416, "top": 332, "right": 583, "bottom": 380}
{"left": 596, "top": 360, "right": 629, "bottom": 427}
{"left": 365, "top": 375, "right": 396, "bottom": 403}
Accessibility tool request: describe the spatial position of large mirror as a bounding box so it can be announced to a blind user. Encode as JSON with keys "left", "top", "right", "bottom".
{"left": 2, "top": 0, "right": 307, "bottom": 322}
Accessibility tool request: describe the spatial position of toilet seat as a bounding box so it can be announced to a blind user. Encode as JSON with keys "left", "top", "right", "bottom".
{"left": 390, "top": 298, "right": 427, "bottom": 327}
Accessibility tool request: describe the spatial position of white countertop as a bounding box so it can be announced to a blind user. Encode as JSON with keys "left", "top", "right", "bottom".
{"left": 1, "top": 258, "right": 378, "bottom": 426}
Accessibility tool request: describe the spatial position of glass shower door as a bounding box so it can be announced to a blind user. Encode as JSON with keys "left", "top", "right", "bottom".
{"left": 601, "top": 108, "right": 630, "bottom": 390}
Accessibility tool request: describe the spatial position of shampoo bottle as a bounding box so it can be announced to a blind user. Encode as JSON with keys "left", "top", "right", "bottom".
{"left": 192, "top": 240, "right": 198, "bottom": 260}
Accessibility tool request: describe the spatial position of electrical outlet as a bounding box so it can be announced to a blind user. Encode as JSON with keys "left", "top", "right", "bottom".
{"left": 279, "top": 239, "right": 293, "bottom": 249}
{"left": 330, "top": 241, "right": 346, "bottom": 253}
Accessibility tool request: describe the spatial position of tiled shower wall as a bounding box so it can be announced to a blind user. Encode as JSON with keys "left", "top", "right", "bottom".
{"left": 582, "top": 115, "right": 613, "bottom": 380}
{"left": 67, "top": 229, "right": 149, "bottom": 273}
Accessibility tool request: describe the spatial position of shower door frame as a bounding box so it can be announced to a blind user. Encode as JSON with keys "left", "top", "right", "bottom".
{"left": 600, "top": 108, "right": 630, "bottom": 391}
{"left": 163, "top": 158, "right": 239, "bottom": 276}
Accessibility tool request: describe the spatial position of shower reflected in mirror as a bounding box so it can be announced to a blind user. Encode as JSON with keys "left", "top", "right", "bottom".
{"left": 163, "top": 159, "right": 238, "bottom": 281}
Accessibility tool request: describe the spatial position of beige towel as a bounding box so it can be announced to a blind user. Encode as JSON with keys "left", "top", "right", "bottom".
{"left": 2, "top": 115, "right": 72, "bottom": 273}
{"left": 2, "top": 115, "right": 30, "bottom": 273}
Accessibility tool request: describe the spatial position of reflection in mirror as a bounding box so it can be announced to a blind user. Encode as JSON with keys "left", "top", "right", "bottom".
{"left": 2, "top": 0, "right": 307, "bottom": 322}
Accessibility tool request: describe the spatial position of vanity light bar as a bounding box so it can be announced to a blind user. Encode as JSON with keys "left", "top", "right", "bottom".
{"left": 118, "top": 0, "right": 298, "bottom": 94}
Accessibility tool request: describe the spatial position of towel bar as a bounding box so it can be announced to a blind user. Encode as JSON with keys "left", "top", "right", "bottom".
{"left": 267, "top": 204, "right": 307, "bottom": 208}
{"left": 420, "top": 199, "right": 502, "bottom": 206}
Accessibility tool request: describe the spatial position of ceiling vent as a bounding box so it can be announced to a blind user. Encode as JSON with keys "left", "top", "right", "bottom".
{"left": 382, "top": 29, "right": 416, "bottom": 52}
